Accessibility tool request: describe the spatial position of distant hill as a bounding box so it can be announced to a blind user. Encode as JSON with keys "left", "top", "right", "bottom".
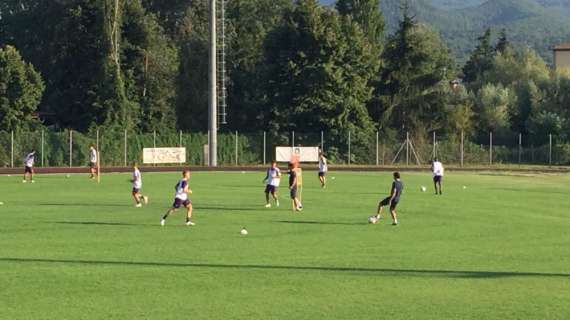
{"left": 427, "top": 0, "right": 486, "bottom": 10}
{"left": 319, "top": 0, "right": 570, "bottom": 64}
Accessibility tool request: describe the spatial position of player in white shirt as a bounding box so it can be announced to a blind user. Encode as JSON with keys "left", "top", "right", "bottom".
{"left": 23, "top": 151, "right": 36, "bottom": 183}
{"left": 431, "top": 158, "right": 444, "bottom": 195}
{"left": 131, "top": 163, "right": 149, "bottom": 207}
{"left": 161, "top": 170, "right": 194, "bottom": 226}
{"left": 264, "top": 161, "right": 281, "bottom": 208}
{"left": 89, "top": 145, "right": 98, "bottom": 179}
{"left": 318, "top": 153, "right": 328, "bottom": 188}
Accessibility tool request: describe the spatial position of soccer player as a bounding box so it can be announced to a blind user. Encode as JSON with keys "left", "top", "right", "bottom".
{"left": 288, "top": 162, "right": 303, "bottom": 211}
{"left": 431, "top": 157, "right": 444, "bottom": 195}
{"left": 374, "top": 172, "right": 404, "bottom": 226}
{"left": 88, "top": 145, "right": 98, "bottom": 179}
{"left": 23, "top": 151, "right": 35, "bottom": 183}
{"left": 264, "top": 161, "right": 281, "bottom": 208}
{"left": 318, "top": 153, "right": 328, "bottom": 188}
{"left": 131, "top": 163, "right": 148, "bottom": 207}
{"left": 161, "top": 170, "right": 194, "bottom": 226}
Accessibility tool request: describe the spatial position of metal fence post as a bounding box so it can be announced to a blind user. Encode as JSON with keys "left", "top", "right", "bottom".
{"left": 461, "top": 130, "right": 465, "bottom": 167}
{"left": 518, "top": 133, "right": 522, "bottom": 165}
{"left": 10, "top": 130, "right": 14, "bottom": 168}
{"left": 69, "top": 130, "right": 73, "bottom": 167}
{"left": 549, "top": 134, "right": 552, "bottom": 165}
{"left": 321, "top": 131, "right": 324, "bottom": 152}
{"left": 96, "top": 129, "right": 100, "bottom": 165}
{"left": 41, "top": 130, "right": 44, "bottom": 167}
{"left": 489, "top": 131, "right": 493, "bottom": 165}
{"left": 348, "top": 130, "right": 351, "bottom": 165}
{"left": 235, "top": 130, "right": 238, "bottom": 166}
{"left": 406, "top": 132, "right": 410, "bottom": 166}
{"left": 376, "top": 131, "right": 379, "bottom": 166}
{"left": 263, "top": 131, "right": 266, "bottom": 165}
{"left": 153, "top": 130, "right": 157, "bottom": 166}
{"left": 292, "top": 131, "right": 295, "bottom": 147}
{"left": 432, "top": 131, "right": 436, "bottom": 159}
{"left": 124, "top": 129, "right": 127, "bottom": 167}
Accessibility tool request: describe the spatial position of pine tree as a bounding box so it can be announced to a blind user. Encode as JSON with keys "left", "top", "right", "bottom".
{"left": 263, "top": 0, "right": 378, "bottom": 161}
{"left": 463, "top": 28, "right": 494, "bottom": 84}
{"left": 376, "top": 4, "right": 454, "bottom": 134}
{"left": 336, "top": 0, "right": 384, "bottom": 46}
{"left": 495, "top": 29, "right": 510, "bottom": 54}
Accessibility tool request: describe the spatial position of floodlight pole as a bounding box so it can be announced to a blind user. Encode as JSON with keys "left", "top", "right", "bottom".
{"left": 208, "top": 0, "right": 218, "bottom": 166}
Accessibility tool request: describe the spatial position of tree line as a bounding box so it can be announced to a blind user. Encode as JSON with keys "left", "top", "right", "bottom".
{"left": 1, "top": 0, "right": 569, "bottom": 157}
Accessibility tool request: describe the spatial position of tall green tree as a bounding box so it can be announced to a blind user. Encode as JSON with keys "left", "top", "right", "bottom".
{"left": 175, "top": 0, "right": 209, "bottom": 131}
{"left": 263, "top": 0, "right": 378, "bottom": 160}
{"left": 376, "top": 5, "right": 455, "bottom": 135}
{"left": 226, "top": 0, "right": 292, "bottom": 131}
{"left": 0, "top": 1, "right": 108, "bottom": 130}
{"left": 444, "top": 86, "right": 475, "bottom": 138}
{"left": 97, "top": 0, "right": 140, "bottom": 130}
{"left": 335, "top": 0, "right": 385, "bottom": 45}
{"left": 484, "top": 47, "right": 550, "bottom": 135}
{"left": 495, "top": 28, "right": 510, "bottom": 54}
{"left": 474, "top": 83, "right": 513, "bottom": 133}
{"left": 121, "top": 0, "right": 179, "bottom": 132}
{"left": 0, "top": 45, "right": 44, "bottom": 131}
{"left": 463, "top": 28, "right": 494, "bottom": 84}
{"left": 141, "top": 0, "right": 190, "bottom": 35}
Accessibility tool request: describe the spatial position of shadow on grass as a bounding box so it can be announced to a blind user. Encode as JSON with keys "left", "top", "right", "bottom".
{"left": 197, "top": 205, "right": 267, "bottom": 212}
{"left": 39, "top": 203, "right": 131, "bottom": 208}
{"left": 0, "top": 257, "right": 567, "bottom": 279}
{"left": 277, "top": 220, "right": 363, "bottom": 226}
{"left": 51, "top": 221, "right": 142, "bottom": 227}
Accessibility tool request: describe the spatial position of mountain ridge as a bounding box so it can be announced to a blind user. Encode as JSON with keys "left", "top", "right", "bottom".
{"left": 319, "top": 0, "right": 570, "bottom": 63}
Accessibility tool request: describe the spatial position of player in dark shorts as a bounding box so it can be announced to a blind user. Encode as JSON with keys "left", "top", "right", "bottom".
{"left": 374, "top": 172, "right": 403, "bottom": 226}
{"left": 161, "top": 170, "right": 194, "bottom": 226}
{"left": 264, "top": 161, "right": 281, "bottom": 208}
{"left": 131, "top": 163, "right": 148, "bottom": 207}
{"left": 431, "top": 158, "right": 444, "bottom": 195}
{"left": 318, "top": 153, "right": 328, "bottom": 188}
{"left": 23, "top": 151, "right": 36, "bottom": 183}
{"left": 288, "top": 162, "right": 302, "bottom": 211}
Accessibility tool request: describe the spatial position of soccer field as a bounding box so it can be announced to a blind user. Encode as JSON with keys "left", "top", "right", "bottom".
{"left": 1, "top": 170, "right": 569, "bottom": 319}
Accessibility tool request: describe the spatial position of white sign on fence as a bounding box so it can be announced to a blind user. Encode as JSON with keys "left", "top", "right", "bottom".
{"left": 143, "top": 148, "right": 186, "bottom": 164}
{"left": 275, "top": 146, "right": 320, "bottom": 162}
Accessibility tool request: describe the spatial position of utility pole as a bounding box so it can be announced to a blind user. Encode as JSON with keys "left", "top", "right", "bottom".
{"left": 208, "top": 0, "right": 217, "bottom": 166}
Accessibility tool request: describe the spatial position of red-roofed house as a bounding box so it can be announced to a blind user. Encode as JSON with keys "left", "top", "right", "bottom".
{"left": 554, "top": 43, "right": 570, "bottom": 71}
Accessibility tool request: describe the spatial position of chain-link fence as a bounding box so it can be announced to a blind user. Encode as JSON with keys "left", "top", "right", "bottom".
{"left": 0, "top": 129, "right": 567, "bottom": 167}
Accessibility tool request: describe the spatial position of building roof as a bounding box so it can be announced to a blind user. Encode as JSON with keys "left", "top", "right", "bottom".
{"left": 554, "top": 43, "right": 570, "bottom": 50}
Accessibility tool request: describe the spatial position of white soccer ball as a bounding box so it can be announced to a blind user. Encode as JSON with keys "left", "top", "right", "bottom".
{"left": 0, "top": 202, "right": 4, "bottom": 205}
{"left": 240, "top": 228, "right": 248, "bottom": 235}
{"left": 463, "top": 186, "right": 467, "bottom": 190}
{"left": 331, "top": 177, "right": 336, "bottom": 180}
{"left": 420, "top": 186, "right": 427, "bottom": 192}
{"left": 368, "top": 216, "right": 378, "bottom": 224}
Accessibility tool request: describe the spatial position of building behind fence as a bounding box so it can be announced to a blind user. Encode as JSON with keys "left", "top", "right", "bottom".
{"left": 0, "top": 129, "right": 567, "bottom": 167}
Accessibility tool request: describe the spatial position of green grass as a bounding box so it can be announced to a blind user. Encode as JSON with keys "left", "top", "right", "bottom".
{"left": 1, "top": 170, "right": 570, "bottom": 319}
